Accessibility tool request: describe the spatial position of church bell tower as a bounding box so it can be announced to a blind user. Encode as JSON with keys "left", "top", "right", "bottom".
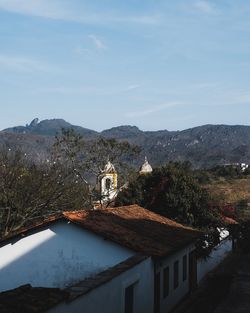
{"left": 98, "top": 160, "right": 118, "bottom": 202}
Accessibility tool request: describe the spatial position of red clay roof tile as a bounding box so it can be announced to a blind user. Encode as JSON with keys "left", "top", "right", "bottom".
{"left": 1, "top": 205, "right": 202, "bottom": 257}
{"left": 64, "top": 205, "right": 202, "bottom": 257}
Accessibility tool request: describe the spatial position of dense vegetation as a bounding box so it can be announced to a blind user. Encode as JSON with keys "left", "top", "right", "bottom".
{"left": 0, "top": 130, "right": 138, "bottom": 237}
{"left": 4, "top": 118, "right": 250, "bottom": 169}
{"left": 0, "top": 148, "right": 89, "bottom": 236}
{"left": 115, "top": 162, "right": 223, "bottom": 228}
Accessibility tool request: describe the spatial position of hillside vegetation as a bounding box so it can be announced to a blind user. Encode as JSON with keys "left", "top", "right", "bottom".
{"left": 2, "top": 118, "right": 250, "bottom": 169}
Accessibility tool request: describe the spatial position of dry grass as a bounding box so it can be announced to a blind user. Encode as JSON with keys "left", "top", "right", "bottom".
{"left": 204, "top": 177, "right": 250, "bottom": 219}
{"left": 204, "top": 177, "right": 250, "bottom": 204}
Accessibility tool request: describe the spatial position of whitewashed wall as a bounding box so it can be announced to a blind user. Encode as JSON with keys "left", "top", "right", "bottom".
{"left": 0, "top": 221, "right": 135, "bottom": 292}
{"left": 155, "top": 244, "right": 195, "bottom": 313}
{"left": 197, "top": 238, "right": 232, "bottom": 284}
{"left": 47, "top": 257, "right": 154, "bottom": 313}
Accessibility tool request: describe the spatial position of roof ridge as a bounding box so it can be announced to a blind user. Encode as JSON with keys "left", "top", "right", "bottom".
{"left": 1, "top": 205, "right": 202, "bottom": 257}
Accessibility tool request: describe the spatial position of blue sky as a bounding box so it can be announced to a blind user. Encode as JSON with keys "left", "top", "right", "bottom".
{"left": 0, "top": 0, "right": 250, "bottom": 131}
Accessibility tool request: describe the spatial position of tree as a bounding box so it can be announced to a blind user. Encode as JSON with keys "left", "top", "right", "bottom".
{"left": 0, "top": 129, "right": 140, "bottom": 237}
{"left": 53, "top": 129, "right": 140, "bottom": 204}
{"left": 210, "top": 165, "right": 241, "bottom": 178}
{"left": 235, "top": 199, "right": 248, "bottom": 213}
{"left": 234, "top": 220, "right": 250, "bottom": 253}
{"left": 0, "top": 147, "right": 89, "bottom": 237}
{"left": 115, "top": 162, "right": 222, "bottom": 228}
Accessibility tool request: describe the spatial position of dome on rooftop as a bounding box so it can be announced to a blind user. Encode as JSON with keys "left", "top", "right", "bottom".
{"left": 139, "top": 157, "right": 153, "bottom": 175}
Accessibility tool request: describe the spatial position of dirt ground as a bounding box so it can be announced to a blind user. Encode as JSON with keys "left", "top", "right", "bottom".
{"left": 173, "top": 253, "right": 250, "bottom": 313}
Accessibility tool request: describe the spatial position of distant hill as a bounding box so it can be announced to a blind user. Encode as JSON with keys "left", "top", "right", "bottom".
{"left": 4, "top": 118, "right": 98, "bottom": 138}
{"left": 2, "top": 119, "right": 250, "bottom": 168}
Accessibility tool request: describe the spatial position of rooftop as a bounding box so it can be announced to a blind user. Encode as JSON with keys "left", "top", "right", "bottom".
{"left": 101, "top": 160, "right": 116, "bottom": 174}
{"left": 139, "top": 156, "right": 153, "bottom": 174}
{"left": 0, "top": 284, "right": 67, "bottom": 313}
{"left": 1, "top": 205, "right": 202, "bottom": 258}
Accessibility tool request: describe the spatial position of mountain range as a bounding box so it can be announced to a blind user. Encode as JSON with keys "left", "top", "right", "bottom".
{"left": 2, "top": 118, "right": 250, "bottom": 168}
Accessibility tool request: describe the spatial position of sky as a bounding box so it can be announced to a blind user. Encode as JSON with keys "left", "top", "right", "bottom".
{"left": 0, "top": 0, "right": 250, "bottom": 132}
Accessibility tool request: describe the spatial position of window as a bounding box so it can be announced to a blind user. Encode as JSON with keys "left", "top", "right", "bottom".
{"left": 105, "top": 178, "right": 111, "bottom": 190}
{"left": 163, "top": 266, "right": 169, "bottom": 298}
{"left": 183, "top": 255, "right": 187, "bottom": 281}
{"left": 125, "top": 284, "right": 134, "bottom": 313}
{"left": 173, "top": 261, "right": 179, "bottom": 289}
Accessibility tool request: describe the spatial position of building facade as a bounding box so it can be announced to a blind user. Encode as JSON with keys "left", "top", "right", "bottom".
{"left": 0, "top": 205, "right": 202, "bottom": 313}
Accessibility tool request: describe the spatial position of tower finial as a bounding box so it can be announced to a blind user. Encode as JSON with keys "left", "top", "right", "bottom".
{"left": 139, "top": 156, "right": 152, "bottom": 175}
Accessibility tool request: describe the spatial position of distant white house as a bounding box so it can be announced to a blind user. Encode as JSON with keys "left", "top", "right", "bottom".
{"left": 223, "top": 162, "right": 249, "bottom": 172}
{"left": 240, "top": 163, "right": 249, "bottom": 172}
{"left": 0, "top": 205, "right": 202, "bottom": 313}
{"left": 197, "top": 237, "right": 232, "bottom": 284}
{"left": 197, "top": 222, "right": 237, "bottom": 284}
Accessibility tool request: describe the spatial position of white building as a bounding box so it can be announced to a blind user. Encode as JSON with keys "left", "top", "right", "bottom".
{"left": 223, "top": 162, "right": 249, "bottom": 172}
{"left": 97, "top": 160, "right": 118, "bottom": 202}
{"left": 197, "top": 238, "right": 232, "bottom": 284}
{"left": 0, "top": 205, "right": 202, "bottom": 313}
{"left": 240, "top": 163, "right": 249, "bottom": 172}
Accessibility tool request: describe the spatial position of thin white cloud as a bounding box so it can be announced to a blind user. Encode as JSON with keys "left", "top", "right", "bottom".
{"left": 166, "top": 114, "right": 195, "bottom": 123}
{"left": 0, "top": 54, "right": 52, "bottom": 72}
{"left": 112, "top": 15, "right": 161, "bottom": 25}
{"left": 88, "top": 35, "right": 107, "bottom": 50}
{"left": 35, "top": 84, "right": 142, "bottom": 96}
{"left": 74, "top": 47, "right": 91, "bottom": 56}
{"left": 126, "top": 102, "right": 184, "bottom": 118}
{"left": 0, "top": 0, "right": 160, "bottom": 25}
{"left": 0, "top": 0, "right": 69, "bottom": 20}
{"left": 126, "top": 84, "right": 141, "bottom": 91}
{"left": 193, "top": 1, "right": 215, "bottom": 14}
{"left": 190, "top": 82, "right": 219, "bottom": 90}
{"left": 33, "top": 85, "right": 101, "bottom": 95}
{"left": 221, "top": 89, "right": 250, "bottom": 106}
{"left": 185, "top": 87, "right": 250, "bottom": 108}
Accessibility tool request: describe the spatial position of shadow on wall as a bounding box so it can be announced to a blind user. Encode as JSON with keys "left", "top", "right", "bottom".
{"left": 0, "top": 219, "right": 132, "bottom": 292}
{"left": 0, "top": 209, "right": 199, "bottom": 293}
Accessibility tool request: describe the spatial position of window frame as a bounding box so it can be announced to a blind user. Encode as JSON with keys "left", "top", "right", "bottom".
{"left": 124, "top": 284, "right": 134, "bottom": 313}
{"left": 122, "top": 275, "right": 139, "bottom": 313}
{"left": 173, "top": 260, "right": 179, "bottom": 290}
{"left": 163, "top": 266, "right": 170, "bottom": 298}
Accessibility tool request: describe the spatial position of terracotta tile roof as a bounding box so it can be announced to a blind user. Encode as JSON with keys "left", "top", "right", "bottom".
{"left": 0, "top": 213, "right": 63, "bottom": 246}
{"left": 1, "top": 205, "right": 202, "bottom": 257}
{"left": 0, "top": 284, "right": 68, "bottom": 313}
{"left": 223, "top": 216, "right": 239, "bottom": 225}
{"left": 63, "top": 205, "right": 202, "bottom": 257}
